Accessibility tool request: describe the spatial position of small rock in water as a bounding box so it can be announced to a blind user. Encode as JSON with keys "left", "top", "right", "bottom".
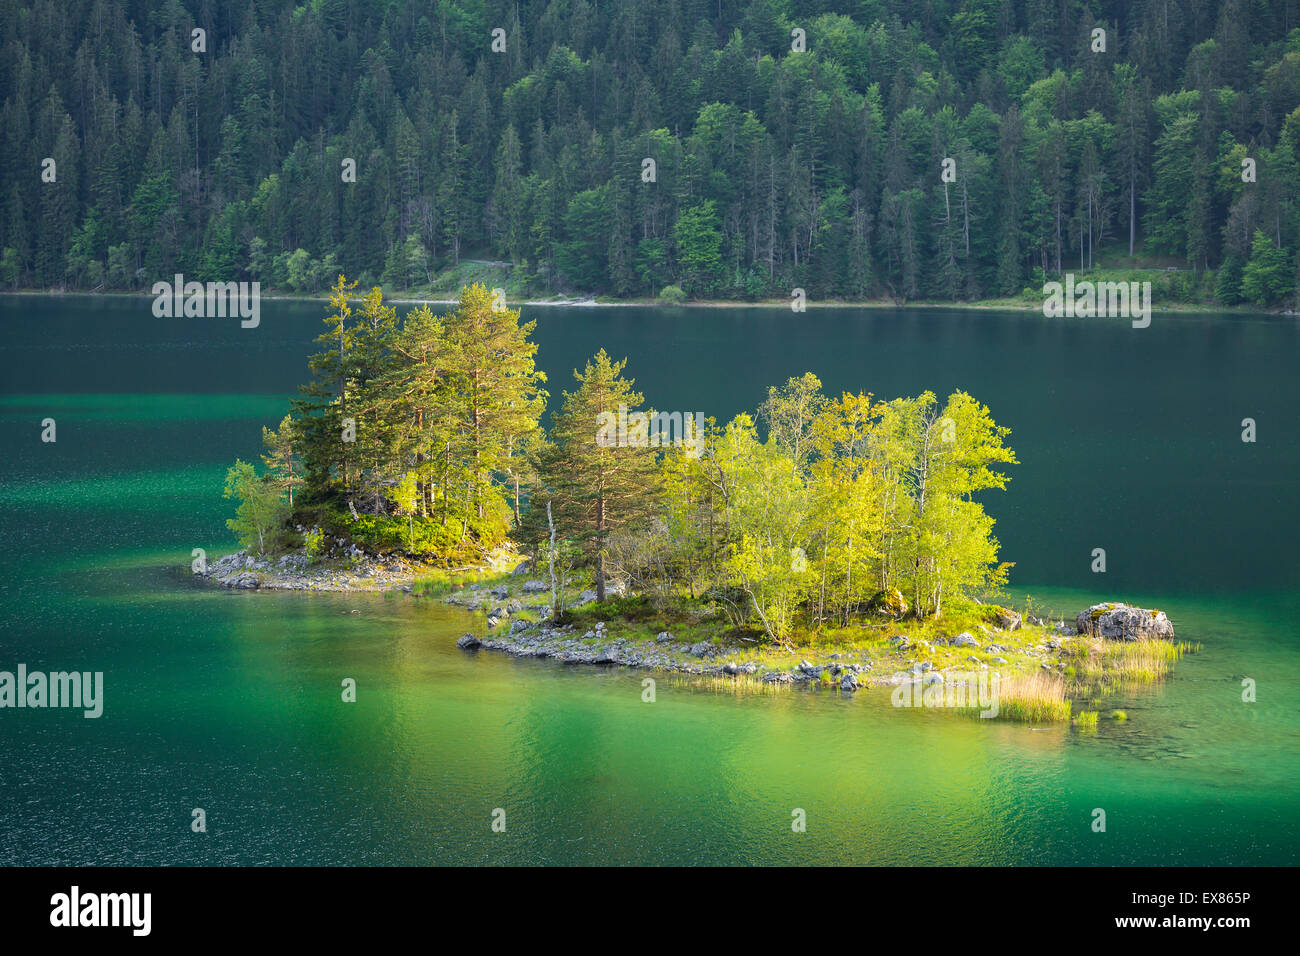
{"left": 457, "top": 633, "right": 481, "bottom": 650}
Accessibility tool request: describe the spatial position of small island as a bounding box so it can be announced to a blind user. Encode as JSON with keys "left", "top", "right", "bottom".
{"left": 203, "top": 277, "right": 1193, "bottom": 724}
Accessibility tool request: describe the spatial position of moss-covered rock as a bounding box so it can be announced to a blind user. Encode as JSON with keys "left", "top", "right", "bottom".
{"left": 1075, "top": 603, "right": 1175, "bottom": 641}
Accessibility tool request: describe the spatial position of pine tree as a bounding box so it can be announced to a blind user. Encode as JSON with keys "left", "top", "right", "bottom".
{"left": 537, "top": 350, "right": 660, "bottom": 602}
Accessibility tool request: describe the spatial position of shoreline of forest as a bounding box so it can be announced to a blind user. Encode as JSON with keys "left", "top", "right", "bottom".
{"left": 1, "top": 288, "right": 1287, "bottom": 318}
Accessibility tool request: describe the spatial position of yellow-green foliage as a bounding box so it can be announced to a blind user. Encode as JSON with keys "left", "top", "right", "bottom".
{"left": 1076, "top": 710, "right": 1100, "bottom": 729}
{"left": 1110, "top": 709, "right": 1128, "bottom": 721}
{"left": 412, "top": 568, "right": 514, "bottom": 598}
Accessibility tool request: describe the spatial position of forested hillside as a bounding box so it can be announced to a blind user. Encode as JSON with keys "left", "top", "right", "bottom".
{"left": 3, "top": 0, "right": 1299, "bottom": 304}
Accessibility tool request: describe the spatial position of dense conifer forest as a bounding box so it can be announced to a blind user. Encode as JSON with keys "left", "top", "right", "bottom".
{"left": 3, "top": 0, "right": 1300, "bottom": 304}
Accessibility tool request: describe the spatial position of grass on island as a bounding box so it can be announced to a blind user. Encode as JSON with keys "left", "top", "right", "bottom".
{"left": 548, "top": 592, "right": 1067, "bottom": 677}
{"left": 412, "top": 567, "right": 516, "bottom": 599}
{"left": 958, "top": 672, "right": 1072, "bottom": 723}
{"left": 1060, "top": 635, "right": 1198, "bottom": 691}
{"left": 1075, "top": 710, "right": 1100, "bottom": 730}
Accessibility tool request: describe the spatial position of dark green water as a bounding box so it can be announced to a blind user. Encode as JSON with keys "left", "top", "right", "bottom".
{"left": 1, "top": 295, "right": 1297, "bottom": 865}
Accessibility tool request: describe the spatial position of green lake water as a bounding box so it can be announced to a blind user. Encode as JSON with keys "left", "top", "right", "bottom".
{"left": 0, "top": 295, "right": 1297, "bottom": 865}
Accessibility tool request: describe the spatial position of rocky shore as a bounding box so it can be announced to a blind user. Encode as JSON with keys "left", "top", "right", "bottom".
{"left": 453, "top": 611, "right": 1074, "bottom": 690}
{"left": 195, "top": 542, "right": 520, "bottom": 592}
{"left": 197, "top": 548, "right": 425, "bottom": 591}
{"left": 451, "top": 595, "right": 1177, "bottom": 692}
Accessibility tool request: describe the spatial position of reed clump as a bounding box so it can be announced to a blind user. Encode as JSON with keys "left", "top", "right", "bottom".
{"left": 1060, "top": 636, "right": 1195, "bottom": 690}
{"left": 973, "top": 672, "right": 1071, "bottom": 722}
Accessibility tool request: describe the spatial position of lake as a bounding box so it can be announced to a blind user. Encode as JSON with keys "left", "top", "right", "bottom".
{"left": 1, "top": 294, "right": 1297, "bottom": 864}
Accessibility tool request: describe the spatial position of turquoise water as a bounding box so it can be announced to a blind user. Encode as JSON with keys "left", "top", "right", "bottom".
{"left": 0, "top": 296, "right": 1297, "bottom": 864}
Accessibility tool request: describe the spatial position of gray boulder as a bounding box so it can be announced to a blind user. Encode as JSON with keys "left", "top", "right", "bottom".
{"left": 996, "top": 609, "right": 1023, "bottom": 631}
{"left": 688, "top": 641, "right": 716, "bottom": 657}
{"left": 521, "top": 580, "right": 550, "bottom": 594}
{"left": 840, "top": 673, "right": 859, "bottom": 692}
{"left": 456, "top": 633, "right": 481, "bottom": 649}
{"left": 953, "top": 632, "right": 981, "bottom": 648}
{"left": 1075, "top": 603, "right": 1175, "bottom": 642}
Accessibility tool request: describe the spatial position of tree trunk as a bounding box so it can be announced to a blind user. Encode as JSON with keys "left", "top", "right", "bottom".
{"left": 547, "top": 499, "right": 557, "bottom": 615}
{"left": 595, "top": 494, "right": 606, "bottom": 601}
